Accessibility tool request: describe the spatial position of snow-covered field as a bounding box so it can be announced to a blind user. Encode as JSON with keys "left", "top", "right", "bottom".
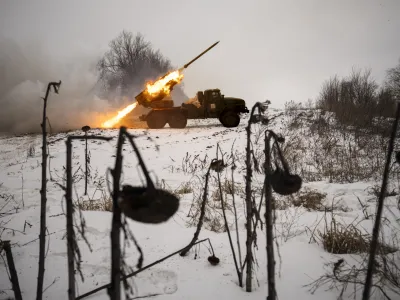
{"left": 0, "top": 112, "right": 399, "bottom": 300}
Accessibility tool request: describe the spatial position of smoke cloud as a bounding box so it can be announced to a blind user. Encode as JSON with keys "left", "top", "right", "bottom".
{"left": 0, "top": 37, "right": 191, "bottom": 134}
{"left": 0, "top": 38, "right": 128, "bottom": 134}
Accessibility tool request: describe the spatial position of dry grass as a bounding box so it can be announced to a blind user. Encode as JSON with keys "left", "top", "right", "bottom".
{"left": 315, "top": 215, "right": 397, "bottom": 255}
{"left": 211, "top": 188, "right": 221, "bottom": 202}
{"left": 187, "top": 192, "right": 228, "bottom": 233}
{"left": 180, "top": 153, "right": 211, "bottom": 175}
{"left": 27, "top": 144, "right": 35, "bottom": 158}
{"left": 292, "top": 188, "right": 327, "bottom": 211}
{"left": 276, "top": 104, "right": 391, "bottom": 184}
{"left": 78, "top": 197, "right": 113, "bottom": 212}
{"left": 367, "top": 183, "right": 398, "bottom": 198}
{"left": 175, "top": 181, "right": 193, "bottom": 195}
{"left": 307, "top": 219, "right": 399, "bottom": 299}
{"left": 207, "top": 216, "right": 226, "bottom": 233}
{"left": 157, "top": 179, "right": 188, "bottom": 200}
{"left": 273, "top": 197, "right": 289, "bottom": 210}
{"left": 186, "top": 176, "right": 239, "bottom": 234}
{"left": 273, "top": 188, "right": 335, "bottom": 212}
{"left": 319, "top": 220, "right": 369, "bottom": 254}
{"left": 221, "top": 179, "right": 241, "bottom": 195}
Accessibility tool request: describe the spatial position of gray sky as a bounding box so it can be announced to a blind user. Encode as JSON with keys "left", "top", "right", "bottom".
{"left": 1, "top": 0, "right": 399, "bottom": 108}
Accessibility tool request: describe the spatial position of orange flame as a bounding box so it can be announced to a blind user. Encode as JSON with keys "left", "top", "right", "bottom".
{"left": 101, "top": 102, "right": 138, "bottom": 128}
{"left": 146, "top": 70, "right": 184, "bottom": 96}
{"left": 100, "top": 69, "right": 184, "bottom": 128}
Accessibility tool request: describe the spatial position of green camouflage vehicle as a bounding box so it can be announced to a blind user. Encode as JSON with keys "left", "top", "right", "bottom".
{"left": 136, "top": 89, "right": 249, "bottom": 129}
{"left": 119, "top": 41, "right": 248, "bottom": 129}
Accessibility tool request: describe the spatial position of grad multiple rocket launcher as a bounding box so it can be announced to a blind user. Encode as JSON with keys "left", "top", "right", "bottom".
{"left": 123, "top": 41, "right": 249, "bottom": 129}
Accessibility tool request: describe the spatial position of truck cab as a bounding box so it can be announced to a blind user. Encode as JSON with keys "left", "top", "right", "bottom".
{"left": 183, "top": 89, "right": 249, "bottom": 125}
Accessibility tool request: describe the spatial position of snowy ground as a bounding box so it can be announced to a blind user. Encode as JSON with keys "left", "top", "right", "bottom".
{"left": 0, "top": 114, "right": 399, "bottom": 300}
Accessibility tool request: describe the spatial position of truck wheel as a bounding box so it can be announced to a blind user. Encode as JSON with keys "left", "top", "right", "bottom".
{"left": 219, "top": 111, "right": 240, "bottom": 128}
{"left": 146, "top": 113, "right": 167, "bottom": 129}
{"left": 168, "top": 112, "right": 187, "bottom": 128}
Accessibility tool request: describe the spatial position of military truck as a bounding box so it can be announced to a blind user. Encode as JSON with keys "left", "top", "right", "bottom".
{"left": 135, "top": 89, "right": 249, "bottom": 129}
{"left": 118, "top": 41, "right": 249, "bottom": 129}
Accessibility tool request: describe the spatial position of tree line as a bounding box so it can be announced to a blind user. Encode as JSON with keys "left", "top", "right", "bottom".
{"left": 316, "top": 60, "right": 400, "bottom": 129}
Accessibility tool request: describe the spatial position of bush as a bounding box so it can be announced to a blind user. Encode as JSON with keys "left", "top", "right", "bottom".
{"left": 316, "top": 68, "right": 395, "bottom": 130}
{"left": 320, "top": 220, "right": 369, "bottom": 254}
{"left": 277, "top": 104, "right": 390, "bottom": 183}
{"left": 315, "top": 66, "right": 399, "bottom": 136}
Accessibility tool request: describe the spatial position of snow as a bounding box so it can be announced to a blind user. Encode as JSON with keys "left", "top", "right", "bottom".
{"left": 0, "top": 113, "right": 399, "bottom": 300}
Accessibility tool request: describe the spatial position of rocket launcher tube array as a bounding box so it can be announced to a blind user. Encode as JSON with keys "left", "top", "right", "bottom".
{"left": 100, "top": 41, "right": 220, "bottom": 127}
{"left": 135, "top": 41, "right": 220, "bottom": 107}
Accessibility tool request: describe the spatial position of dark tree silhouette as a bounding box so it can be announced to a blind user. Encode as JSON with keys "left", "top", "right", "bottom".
{"left": 316, "top": 67, "right": 397, "bottom": 130}
{"left": 385, "top": 58, "right": 400, "bottom": 100}
{"left": 97, "top": 31, "right": 188, "bottom": 109}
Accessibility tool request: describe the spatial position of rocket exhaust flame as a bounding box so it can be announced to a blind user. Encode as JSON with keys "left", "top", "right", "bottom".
{"left": 100, "top": 69, "right": 183, "bottom": 128}
{"left": 101, "top": 102, "right": 138, "bottom": 128}
{"left": 101, "top": 70, "right": 183, "bottom": 128}
{"left": 100, "top": 41, "right": 219, "bottom": 129}
{"left": 146, "top": 70, "right": 184, "bottom": 95}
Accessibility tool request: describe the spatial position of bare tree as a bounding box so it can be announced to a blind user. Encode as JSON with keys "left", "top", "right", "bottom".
{"left": 317, "top": 63, "right": 400, "bottom": 128}
{"left": 376, "top": 86, "right": 396, "bottom": 118}
{"left": 385, "top": 58, "right": 400, "bottom": 99}
{"left": 97, "top": 30, "right": 187, "bottom": 106}
{"left": 316, "top": 75, "right": 341, "bottom": 111}
{"left": 316, "top": 67, "right": 389, "bottom": 130}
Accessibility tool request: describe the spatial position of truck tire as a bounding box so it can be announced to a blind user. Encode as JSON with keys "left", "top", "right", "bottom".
{"left": 219, "top": 111, "right": 240, "bottom": 128}
{"left": 168, "top": 112, "right": 187, "bottom": 128}
{"left": 146, "top": 112, "right": 167, "bottom": 129}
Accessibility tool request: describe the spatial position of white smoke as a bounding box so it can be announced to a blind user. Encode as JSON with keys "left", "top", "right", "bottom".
{"left": 0, "top": 37, "right": 115, "bottom": 134}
